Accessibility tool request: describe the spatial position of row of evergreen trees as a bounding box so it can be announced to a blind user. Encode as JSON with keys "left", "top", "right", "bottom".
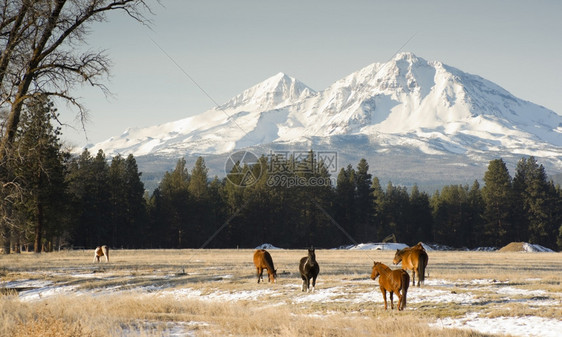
{"left": 2, "top": 98, "right": 561, "bottom": 252}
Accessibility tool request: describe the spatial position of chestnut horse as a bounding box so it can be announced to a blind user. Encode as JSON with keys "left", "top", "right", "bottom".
{"left": 93, "top": 245, "right": 109, "bottom": 263}
{"left": 253, "top": 249, "right": 277, "bottom": 283}
{"left": 299, "top": 246, "right": 320, "bottom": 292}
{"left": 371, "top": 261, "right": 409, "bottom": 310}
{"left": 393, "top": 243, "right": 428, "bottom": 286}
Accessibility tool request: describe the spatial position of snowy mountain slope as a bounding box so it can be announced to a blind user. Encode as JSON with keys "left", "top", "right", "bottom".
{"left": 90, "top": 72, "right": 316, "bottom": 156}
{"left": 84, "top": 52, "right": 562, "bottom": 183}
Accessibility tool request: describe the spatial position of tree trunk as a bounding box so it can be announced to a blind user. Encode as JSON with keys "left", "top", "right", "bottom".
{"left": 34, "top": 203, "right": 44, "bottom": 253}
{"left": 1, "top": 225, "right": 10, "bottom": 254}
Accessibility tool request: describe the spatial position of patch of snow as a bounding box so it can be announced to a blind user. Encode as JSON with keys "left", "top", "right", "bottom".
{"left": 472, "top": 247, "right": 497, "bottom": 251}
{"left": 431, "top": 312, "right": 562, "bottom": 337}
{"left": 407, "top": 287, "right": 477, "bottom": 305}
{"left": 292, "top": 287, "right": 347, "bottom": 303}
{"left": 523, "top": 242, "right": 554, "bottom": 252}
{"left": 159, "top": 287, "right": 277, "bottom": 302}
{"left": 341, "top": 242, "right": 409, "bottom": 251}
{"left": 19, "top": 285, "right": 79, "bottom": 302}
{"left": 255, "top": 243, "right": 282, "bottom": 250}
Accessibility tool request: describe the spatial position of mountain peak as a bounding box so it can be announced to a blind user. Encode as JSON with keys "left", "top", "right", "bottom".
{"left": 218, "top": 72, "right": 315, "bottom": 111}
{"left": 393, "top": 51, "right": 419, "bottom": 62}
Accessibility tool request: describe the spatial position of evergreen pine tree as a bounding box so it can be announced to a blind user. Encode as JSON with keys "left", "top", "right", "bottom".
{"left": 409, "top": 184, "right": 433, "bottom": 244}
{"left": 514, "top": 157, "right": 558, "bottom": 248}
{"left": 12, "top": 96, "right": 67, "bottom": 252}
{"left": 335, "top": 166, "right": 356, "bottom": 239}
{"left": 355, "top": 159, "right": 373, "bottom": 239}
{"left": 467, "top": 180, "right": 486, "bottom": 247}
{"left": 371, "top": 177, "right": 385, "bottom": 239}
{"left": 482, "top": 159, "right": 513, "bottom": 247}
{"left": 157, "top": 158, "right": 190, "bottom": 248}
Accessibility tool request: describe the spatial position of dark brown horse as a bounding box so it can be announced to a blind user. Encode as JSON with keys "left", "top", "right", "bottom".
{"left": 371, "top": 261, "right": 409, "bottom": 310}
{"left": 253, "top": 249, "right": 277, "bottom": 283}
{"left": 299, "top": 246, "right": 320, "bottom": 292}
{"left": 393, "top": 243, "right": 428, "bottom": 286}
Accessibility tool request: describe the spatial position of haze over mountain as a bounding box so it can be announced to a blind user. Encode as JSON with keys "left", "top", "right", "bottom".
{"left": 83, "top": 52, "right": 562, "bottom": 189}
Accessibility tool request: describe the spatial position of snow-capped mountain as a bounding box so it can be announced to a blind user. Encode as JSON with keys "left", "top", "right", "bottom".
{"left": 84, "top": 52, "right": 562, "bottom": 188}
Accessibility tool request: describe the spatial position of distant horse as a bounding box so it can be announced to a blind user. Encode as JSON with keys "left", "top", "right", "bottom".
{"left": 253, "top": 249, "right": 277, "bottom": 283}
{"left": 393, "top": 243, "right": 428, "bottom": 286}
{"left": 371, "top": 261, "right": 409, "bottom": 311}
{"left": 93, "top": 245, "right": 109, "bottom": 263}
{"left": 299, "top": 246, "right": 320, "bottom": 292}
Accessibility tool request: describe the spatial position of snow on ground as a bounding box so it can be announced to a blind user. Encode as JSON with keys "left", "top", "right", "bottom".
{"left": 149, "top": 277, "right": 562, "bottom": 337}
{"left": 430, "top": 312, "right": 562, "bottom": 337}
{"left": 3, "top": 274, "right": 561, "bottom": 337}
{"left": 522, "top": 242, "right": 554, "bottom": 252}
{"left": 256, "top": 241, "right": 557, "bottom": 252}
{"left": 339, "top": 242, "right": 409, "bottom": 250}
{"left": 255, "top": 243, "right": 282, "bottom": 250}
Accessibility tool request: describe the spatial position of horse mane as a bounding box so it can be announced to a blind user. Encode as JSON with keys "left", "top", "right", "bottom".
{"left": 374, "top": 261, "right": 390, "bottom": 271}
{"left": 262, "top": 250, "right": 275, "bottom": 271}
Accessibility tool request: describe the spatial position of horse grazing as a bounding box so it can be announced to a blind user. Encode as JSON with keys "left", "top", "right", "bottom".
{"left": 253, "top": 249, "right": 277, "bottom": 283}
{"left": 299, "top": 246, "right": 320, "bottom": 292}
{"left": 393, "top": 243, "right": 428, "bottom": 286}
{"left": 371, "top": 261, "right": 409, "bottom": 311}
{"left": 93, "top": 245, "right": 109, "bottom": 263}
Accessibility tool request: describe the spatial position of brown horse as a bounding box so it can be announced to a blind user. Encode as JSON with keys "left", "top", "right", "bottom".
{"left": 93, "top": 245, "right": 109, "bottom": 263}
{"left": 253, "top": 249, "right": 277, "bottom": 283}
{"left": 299, "top": 246, "right": 320, "bottom": 292}
{"left": 393, "top": 243, "right": 428, "bottom": 286}
{"left": 371, "top": 261, "right": 409, "bottom": 310}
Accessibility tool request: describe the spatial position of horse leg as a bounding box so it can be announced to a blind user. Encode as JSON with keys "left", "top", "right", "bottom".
{"left": 301, "top": 276, "right": 308, "bottom": 292}
{"left": 396, "top": 292, "right": 403, "bottom": 311}
{"left": 380, "top": 288, "right": 387, "bottom": 310}
{"left": 256, "top": 267, "right": 262, "bottom": 283}
{"left": 390, "top": 291, "right": 394, "bottom": 310}
{"left": 411, "top": 269, "right": 416, "bottom": 286}
{"left": 311, "top": 275, "right": 317, "bottom": 292}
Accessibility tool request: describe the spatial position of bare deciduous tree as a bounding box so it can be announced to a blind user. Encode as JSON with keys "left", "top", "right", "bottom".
{"left": 0, "top": 0, "right": 154, "bottom": 158}
{"left": 0, "top": 0, "right": 155, "bottom": 253}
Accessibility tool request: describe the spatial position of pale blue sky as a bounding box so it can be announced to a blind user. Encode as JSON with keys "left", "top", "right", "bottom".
{"left": 60, "top": 0, "right": 562, "bottom": 147}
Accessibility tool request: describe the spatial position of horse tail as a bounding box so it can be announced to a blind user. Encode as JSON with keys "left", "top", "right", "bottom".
{"left": 401, "top": 271, "right": 409, "bottom": 309}
{"left": 418, "top": 251, "right": 428, "bottom": 285}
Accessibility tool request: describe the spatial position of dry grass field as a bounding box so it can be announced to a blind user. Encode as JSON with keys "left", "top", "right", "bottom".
{"left": 1, "top": 248, "right": 561, "bottom": 336}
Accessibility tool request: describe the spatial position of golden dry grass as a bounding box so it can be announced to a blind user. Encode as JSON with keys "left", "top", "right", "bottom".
{"left": 0, "top": 249, "right": 560, "bottom": 336}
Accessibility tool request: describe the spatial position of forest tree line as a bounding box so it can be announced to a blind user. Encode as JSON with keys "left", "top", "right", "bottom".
{"left": 1, "top": 98, "right": 562, "bottom": 253}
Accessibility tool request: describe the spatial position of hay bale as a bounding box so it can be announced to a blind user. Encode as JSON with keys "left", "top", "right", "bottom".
{"left": 498, "top": 242, "right": 525, "bottom": 252}
{"left": 498, "top": 242, "right": 554, "bottom": 252}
